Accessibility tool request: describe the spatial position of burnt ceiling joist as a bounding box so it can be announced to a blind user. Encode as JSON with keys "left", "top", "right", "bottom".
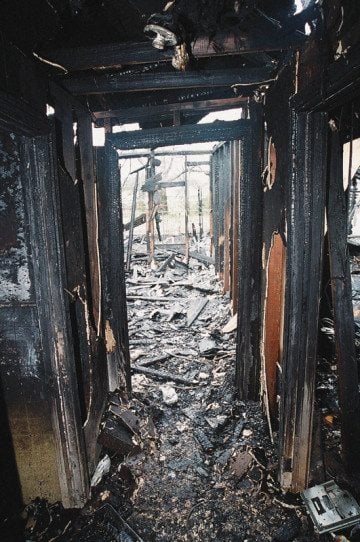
{"left": 62, "top": 67, "right": 275, "bottom": 95}
{"left": 41, "top": 33, "right": 302, "bottom": 72}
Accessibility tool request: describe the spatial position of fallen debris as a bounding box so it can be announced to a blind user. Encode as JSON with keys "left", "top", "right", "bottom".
{"left": 187, "top": 297, "right": 209, "bottom": 326}
{"left": 91, "top": 455, "right": 111, "bottom": 487}
{"left": 160, "top": 385, "right": 179, "bottom": 405}
{"left": 132, "top": 365, "right": 199, "bottom": 385}
{"left": 222, "top": 313, "right": 238, "bottom": 333}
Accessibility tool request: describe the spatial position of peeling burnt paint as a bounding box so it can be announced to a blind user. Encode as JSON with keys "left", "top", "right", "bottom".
{"left": 0, "top": 134, "right": 32, "bottom": 302}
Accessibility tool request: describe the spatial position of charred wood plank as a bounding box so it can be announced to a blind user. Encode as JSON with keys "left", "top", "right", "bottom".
{"left": 235, "top": 102, "right": 263, "bottom": 401}
{"left": 43, "top": 34, "right": 302, "bottom": 71}
{"left": 137, "top": 354, "right": 171, "bottom": 367}
{"left": 187, "top": 298, "right": 209, "bottom": 327}
{"left": 110, "top": 120, "right": 251, "bottom": 150}
{"left": 132, "top": 365, "right": 198, "bottom": 385}
{"left": 327, "top": 130, "right": 360, "bottom": 476}
{"left": 123, "top": 212, "right": 146, "bottom": 231}
{"left": 279, "top": 112, "right": 328, "bottom": 493}
{"left": 62, "top": 67, "right": 275, "bottom": 96}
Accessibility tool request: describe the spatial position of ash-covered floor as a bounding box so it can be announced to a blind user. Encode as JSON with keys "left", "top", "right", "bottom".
{"left": 8, "top": 248, "right": 322, "bottom": 542}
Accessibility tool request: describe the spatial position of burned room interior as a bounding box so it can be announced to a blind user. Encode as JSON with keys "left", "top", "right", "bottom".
{"left": 2, "top": 0, "right": 360, "bottom": 540}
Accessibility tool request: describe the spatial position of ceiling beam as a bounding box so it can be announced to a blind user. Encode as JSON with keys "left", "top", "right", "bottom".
{"left": 93, "top": 96, "right": 247, "bottom": 124}
{"left": 108, "top": 119, "right": 251, "bottom": 150}
{"left": 42, "top": 33, "right": 302, "bottom": 71}
{"left": 62, "top": 67, "right": 274, "bottom": 95}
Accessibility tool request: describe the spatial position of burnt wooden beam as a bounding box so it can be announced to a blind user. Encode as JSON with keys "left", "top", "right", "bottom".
{"left": 89, "top": 86, "right": 240, "bottom": 113}
{"left": 109, "top": 120, "right": 251, "bottom": 150}
{"left": 327, "top": 129, "right": 360, "bottom": 477}
{"left": 0, "top": 90, "right": 49, "bottom": 136}
{"left": 93, "top": 96, "right": 247, "bottom": 124}
{"left": 279, "top": 112, "right": 328, "bottom": 493}
{"left": 97, "top": 143, "right": 131, "bottom": 392}
{"left": 42, "top": 33, "right": 302, "bottom": 71}
{"left": 62, "top": 67, "right": 275, "bottom": 95}
{"left": 235, "top": 102, "right": 263, "bottom": 400}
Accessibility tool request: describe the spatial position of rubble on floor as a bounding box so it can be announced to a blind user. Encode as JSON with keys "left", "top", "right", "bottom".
{"left": 2, "top": 247, "right": 344, "bottom": 541}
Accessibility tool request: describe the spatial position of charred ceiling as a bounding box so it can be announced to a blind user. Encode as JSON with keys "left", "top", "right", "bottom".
{"left": 0, "top": 0, "right": 319, "bottom": 128}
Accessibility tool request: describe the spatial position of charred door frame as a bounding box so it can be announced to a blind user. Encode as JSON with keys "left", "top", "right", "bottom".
{"left": 21, "top": 132, "right": 89, "bottom": 507}
{"left": 103, "top": 118, "right": 262, "bottom": 394}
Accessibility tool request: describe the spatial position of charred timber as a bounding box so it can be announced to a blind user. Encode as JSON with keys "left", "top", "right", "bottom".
{"left": 109, "top": 120, "right": 251, "bottom": 150}
{"left": 42, "top": 34, "right": 302, "bottom": 72}
{"left": 62, "top": 67, "right": 275, "bottom": 96}
{"left": 93, "top": 96, "right": 247, "bottom": 124}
